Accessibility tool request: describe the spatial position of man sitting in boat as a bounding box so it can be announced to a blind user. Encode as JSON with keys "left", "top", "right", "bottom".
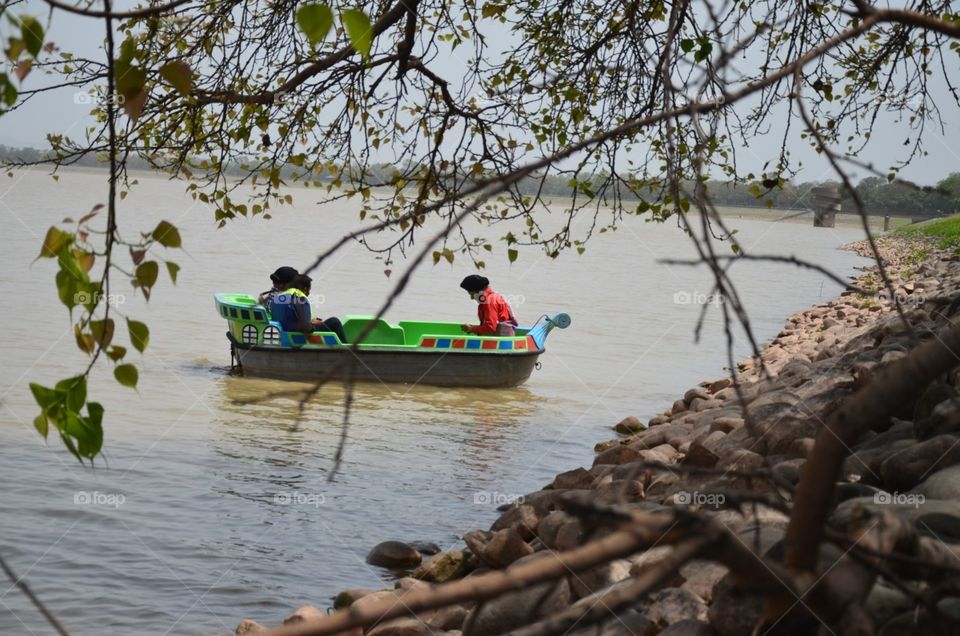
{"left": 459, "top": 275, "right": 520, "bottom": 337}
{"left": 270, "top": 274, "right": 349, "bottom": 344}
{"left": 257, "top": 266, "right": 299, "bottom": 309}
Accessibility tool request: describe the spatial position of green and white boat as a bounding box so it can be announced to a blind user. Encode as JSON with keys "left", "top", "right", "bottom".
{"left": 214, "top": 293, "right": 571, "bottom": 387}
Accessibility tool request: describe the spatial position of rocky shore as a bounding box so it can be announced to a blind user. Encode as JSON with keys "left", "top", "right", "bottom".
{"left": 239, "top": 231, "right": 960, "bottom": 636}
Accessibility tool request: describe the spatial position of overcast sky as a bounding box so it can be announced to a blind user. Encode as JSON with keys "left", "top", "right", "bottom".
{"left": 3, "top": 1, "right": 958, "bottom": 185}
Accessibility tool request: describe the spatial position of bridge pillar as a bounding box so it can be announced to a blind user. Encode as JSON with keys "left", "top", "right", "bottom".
{"left": 811, "top": 185, "right": 841, "bottom": 228}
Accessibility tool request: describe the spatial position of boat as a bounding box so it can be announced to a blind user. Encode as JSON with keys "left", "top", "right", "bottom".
{"left": 214, "top": 293, "right": 571, "bottom": 387}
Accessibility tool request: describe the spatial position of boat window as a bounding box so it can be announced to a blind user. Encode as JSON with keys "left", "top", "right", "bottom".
{"left": 240, "top": 309, "right": 250, "bottom": 320}
{"left": 229, "top": 308, "right": 238, "bottom": 318}
{"left": 242, "top": 324, "right": 258, "bottom": 344}
{"left": 262, "top": 326, "right": 281, "bottom": 345}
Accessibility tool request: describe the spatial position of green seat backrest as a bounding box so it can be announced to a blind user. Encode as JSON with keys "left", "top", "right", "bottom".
{"left": 342, "top": 317, "right": 406, "bottom": 345}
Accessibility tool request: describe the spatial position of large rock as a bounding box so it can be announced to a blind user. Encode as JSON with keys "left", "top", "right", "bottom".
{"left": 477, "top": 528, "right": 533, "bottom": 568}
{"left": 569, "top": 559, "right": 632, "bottom": 598}
{"left": 367, "top": 541, "right": 423, "bottom": 569}
{"left": 567, "top": 609, "right": 653, "bottom": 636}
{"left": 552, "top": 467, "right": 595, "bottom": 490}
{"left": 236, "top": 619, "right": 267, "bottom": 634}
{"left": 913, "top": 464, "right": 960, "bottom": 500}
{"left": 614, "top": 416, "right": 646, "bottom": 434}
{"left": 679, "top": 560, "right": 728, "bottom": 603}
{"left": 646, "top": 587, "right": 708, "bottom": 627}
{"left": 915, "top": 397, "right": 960, "bottom": 440}
{"left": 593, "top": 445, "right": 643, "bottom": 467}
{"left": 283, "top": 605, "right": 325, "bottom": 625}
{"left": 490, "top": 503, "right": 539, "bottom": 540}
{"left": 333, "top": 588, "right": 377, "bottom": 609}
{"left": 463, "top": 553, "right": 572, "bottom": 635}
{"left": 658, "top": 620, "right": 715, "bottom": 636}
{"left": 413, "top": 550, "right": 473, "bottom": 583}
{"left": 879, "top": 434, "right": 960, "bottom": 491}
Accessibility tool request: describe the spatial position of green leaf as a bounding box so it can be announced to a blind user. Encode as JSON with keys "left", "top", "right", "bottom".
{"left": 127, "top": 319, "right": 149, "bottom": 353}
{"left": 0, "top": 73, "right": 17, "bottom": 107}
{"left": 55, "top": 269, "right": 79, "bottom": 310}
{"left": 37, "top": 226, "right": 72, "bottom": 258}
{"left": 679, "top": 38, "right": 694, "bottom": 53}
{"left": 694, "top": 40, "right": 713, "bottom": 63}
{"left": 114, "top": 364, "right": 138, "bottom": 388}
{"left": 56, "top": 376, "right": 86, "bottom": 412}
{"left": 90, "top": 318, "right": 115, "bottom": 348}
{"left": 29, "top": 383, "right": 59, "bottom": 409}
{"left": 118, "top": 37, "right": 136, "bottom": 64}
{"left": 341, "top": 9, "right": 373, "bottom": 59}
{"left": 33, "top": 413, "right": 48, "bottom": 438}
{"left": 296, "top": 4, "right": 334, "bottom": 45}
{"left": 106, "top": 345, "right": 127, "bottom": 362}
{"left": 152, "top": 220, "right": 182, "bottom": 247}
{"left": 19, "top": 16, "right": 43, "bottom": 57}
{"left": 508, "top": 248, "right": 518, "bottom": 263}
{"left": 115, "top": 60, "right": 146, "bottom": 99}
{"left": 166, "top": 261, "right": 180, "bottom": 284}
{"left": 158, "top": 61, "right": 192, "bottom": 96}
{"left": 136, "top": 261, "right": 159, "bottom": 289}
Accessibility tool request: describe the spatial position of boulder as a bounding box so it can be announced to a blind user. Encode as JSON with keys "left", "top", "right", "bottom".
{"left": 879, "top": 434, "right": 960, "bottom": 491}
{"left": 593, "top": 445, "right": 643, "bottom": 467}
{"left": 913, "top": 464, "right": 960, "bottom": 500}
{"left": 658, "top": 620, "right": 715, "bottom": 636}
{"left": 569, "top": 559, "right": 632, "bottom": 598}
{"left": 283, "top": 605, "right": 325, "bottom": 625}
{"left": 408, "top": 541, "right": 441, "bottom": 556}
{"left": 710, "top": 417, "right": 744, "bottom": 434}
{"left": 684, "top": 387, "right": 711, "bottom": 403}
{"left": 614, "top": 416, "right": 646, "bottom": 434}
{"left": 236, "top": 619, "right": 267, "bottom": 634}
{"left": 463, "top": 554, "right": 572, "bottom": 635}
{"left": 567, "top": 609, "right": 653, "bottom": 636}
{"left": 915, "top": 397, "right": 960, "bottom": 440}
{"left": 490, "top": 503, "right": 539, "bottom": 540}
{"left": 367, "top": 541, "right": 423, "bottom": 569}
{"left": 413, "top": 550, "right": 473, "bottom": 583}
{"left": 646, "top": 588, "right": 708, "bottom": 627}
{"left": 367, "top": 618, "right": 433, "bottom": 636}
{"left": 477, "top": 528, "right": 533, "bottom": 568}
{"left": 552, "top": 467, "right": 595, "bottom": 490}
{"left": 333, "top": 588, "right": 377, "bottom": 609}
{"left": 679, "top": 560, "right": 729, "bottom": 603}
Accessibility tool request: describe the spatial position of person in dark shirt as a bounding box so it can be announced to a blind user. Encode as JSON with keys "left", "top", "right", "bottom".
{"left": 459, "top": 275, "right": 519, "bottom": 336}
{"left": 270, "top": 274, "right": 348, "bottom": 344}
{"left": 258, "top": 266, "right": 299, "bottom": 308}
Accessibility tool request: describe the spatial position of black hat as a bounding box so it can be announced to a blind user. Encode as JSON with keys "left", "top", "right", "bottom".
{"left": 270, "top": 266, "right": 299, "bottom": 285}
{"left": 460, "top": 275, "right": 490, "bottom": 294}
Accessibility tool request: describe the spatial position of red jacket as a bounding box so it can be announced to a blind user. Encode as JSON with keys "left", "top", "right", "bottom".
{"left": 468, "top": 288, "right": 519, "bottom": 335}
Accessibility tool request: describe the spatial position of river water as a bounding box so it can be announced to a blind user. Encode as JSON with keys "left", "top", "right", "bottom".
{"left": 0, "top": 169, "right": 868, "bottom": 634}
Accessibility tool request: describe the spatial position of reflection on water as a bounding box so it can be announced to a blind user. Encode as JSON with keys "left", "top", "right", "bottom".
{"left": 0, "top": 169, "right": 871, "bottom": 634}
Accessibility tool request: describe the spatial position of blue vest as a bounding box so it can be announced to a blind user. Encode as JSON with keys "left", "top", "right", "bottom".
{"left": 270, "top": 288, "right": 310, "bottom": 331}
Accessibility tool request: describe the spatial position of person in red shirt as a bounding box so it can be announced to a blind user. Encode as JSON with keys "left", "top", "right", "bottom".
{"left": 459, "top": 275, "right": 519, "bottom": 336}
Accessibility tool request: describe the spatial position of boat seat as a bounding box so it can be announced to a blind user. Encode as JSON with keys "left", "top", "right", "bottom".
{"left": 341, "top": 317, "right": 405, "bottom": 345}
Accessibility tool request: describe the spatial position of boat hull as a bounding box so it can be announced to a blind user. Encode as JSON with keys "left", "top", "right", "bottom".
{"left": 231, "top": 340, "right": 542, "bottom": 388}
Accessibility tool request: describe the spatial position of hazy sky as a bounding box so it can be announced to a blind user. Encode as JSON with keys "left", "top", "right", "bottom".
{"left": 2, "top": 1, "right": 958, "bottom": 185}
